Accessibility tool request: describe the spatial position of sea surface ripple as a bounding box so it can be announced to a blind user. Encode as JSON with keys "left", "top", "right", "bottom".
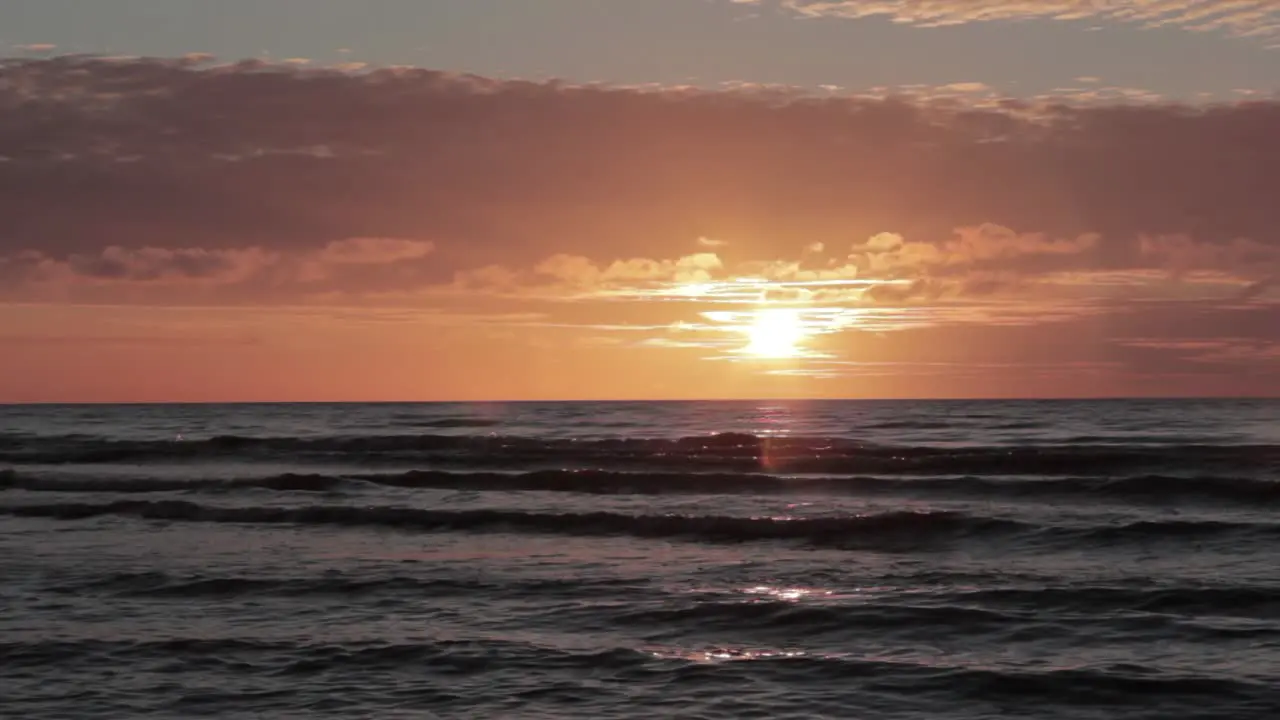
{"left": 2, "top": 399, "right": 1279, "bottom": 718}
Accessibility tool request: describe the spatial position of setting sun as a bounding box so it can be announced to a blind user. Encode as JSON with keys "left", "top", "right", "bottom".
{"left": 743, "top": 308, "right": 807, "bottom": 359}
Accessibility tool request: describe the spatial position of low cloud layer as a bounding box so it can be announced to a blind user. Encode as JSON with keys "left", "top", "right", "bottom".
{"left": 0, "top": 237, "right": 436, "bottom": 302}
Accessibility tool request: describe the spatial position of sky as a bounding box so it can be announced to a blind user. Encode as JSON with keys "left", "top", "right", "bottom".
{"left": 2, "top": 0, "right": 1279, "bottom": 402}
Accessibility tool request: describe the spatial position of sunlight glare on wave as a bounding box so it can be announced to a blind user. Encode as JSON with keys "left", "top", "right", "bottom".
{"left": 648, "top": 646, "right": 814, "bottom": 663}
{"left": 743, "top": 585, "right": 835, "bottom": 602}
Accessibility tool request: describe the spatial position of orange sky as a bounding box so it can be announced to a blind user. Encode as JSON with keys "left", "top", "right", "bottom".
{"left": 2, "top": 58, "right": 1279, "bottom": 402}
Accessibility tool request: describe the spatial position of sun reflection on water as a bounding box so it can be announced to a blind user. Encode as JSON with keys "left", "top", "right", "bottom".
{"left": 649, "top": 647, "right": 815, "bottom": 663}
{"left": 743, "top": 585, "right": 835, "bottom": 602}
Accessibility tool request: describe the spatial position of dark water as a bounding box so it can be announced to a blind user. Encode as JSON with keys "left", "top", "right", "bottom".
{"left": 2, "top": 399, "right": 1279, "bottom": 718}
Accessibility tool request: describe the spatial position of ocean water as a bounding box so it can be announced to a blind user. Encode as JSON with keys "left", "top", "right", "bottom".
{"left": 2, "top": 398, "right": 1279, "bottom": 719}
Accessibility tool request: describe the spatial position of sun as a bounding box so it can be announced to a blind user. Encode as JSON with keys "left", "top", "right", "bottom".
{"left": 743, "top": 308, "right": 807, "bottom": 359}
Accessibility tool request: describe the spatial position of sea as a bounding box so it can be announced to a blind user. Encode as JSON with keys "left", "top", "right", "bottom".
{"left": 2, "top": 398, "right": 1278, "bottom": 719}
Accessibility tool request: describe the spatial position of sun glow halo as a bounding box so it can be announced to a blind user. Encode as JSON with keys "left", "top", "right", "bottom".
{"left": 743, "top": 308, "right": 807, "bottom": 359}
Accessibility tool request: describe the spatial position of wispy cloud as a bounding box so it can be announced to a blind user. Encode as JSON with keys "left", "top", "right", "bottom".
{"left": 1118, "top": 336, "right": 1280, "bottom": 364}
{"left": 741, "top": 1, "right": 1280, "bottom": 40}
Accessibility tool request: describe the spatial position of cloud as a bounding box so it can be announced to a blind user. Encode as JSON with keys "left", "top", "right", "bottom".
{"left": 739, "top": 1, "right": 1280, "bottom": 40}
{"left": 0, "top": 246, "right": 278, "bottom": 287}
{"left": 846, "top": 225, "right": 1103, "bottom": 278}
{"left": 432, "top": 218, "right": 1280, "bottom": 382}
{"left": 1140, "top": 234, "right": 1280, "bottom": 274}
{"left": 448, "top": 251, "right": 726, "bottom": 300}
{"left": 450, "top": 223, "right": 1263, "bottom": 307}
{"left": 1118, "top": 336, "right": 1280, "bottom": 365}
{"left": 315, "top": 237, "right": 435, "bottom": 265}
{"left": 1236, "top": 275, "right": 1276, "bottom": 299}
{"left": 4, "top": 56, "right": 1280, "bottom": 271}
{"left": 296, "top": 237, "right": 435, "bottom": 282}
{"left": 0, "top": 237, "right": 437, "bottom": 303}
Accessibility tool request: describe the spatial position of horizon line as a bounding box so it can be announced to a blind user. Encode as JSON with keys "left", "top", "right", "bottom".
{"left": 3, "top": 395, "right": 1277, "bottom": 408}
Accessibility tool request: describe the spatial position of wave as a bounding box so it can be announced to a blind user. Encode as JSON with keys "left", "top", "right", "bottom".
{"left": 49, "top": 566, "right": 1280, "bottom": 623}
{"left": 2, "top": 636, "right": 1272, "bottom": 706}
{"left": 51, "top": 570, "right": 638, "bottom": 601}
{"left": 953, "top": 585, "right": 1280, "bottom": 620}
{"left": 6, "top": 468, "right": 1278, "bottom": 506}
{"left": 618, "top": 600, "right": 1018, "bottom": 634}
{"left": 609, "top": 599, "right": 1280, "bottom": 644}
{"left": 894, "top": 665, "right": 1270, "bottom": 705}
{"left": 0, "top": 501, "right": 1027, "bottom": 548}
{"left": 0, "top": 636, "right": 640, "bottom": 674}
{"left": 47, "top": 567, "right": 1280, "bottom": 623}
{"left": 392, "top": 417, "right": 503, "bottom": 429}
{"left": 0, "top": 470, "right": 350, "bottom": 494}
{"left": 859, "top": 420, "right": 956, "bottom": 430}
{"left": 5, "top": 431, "right": 1277, "bottom": 476}
{"left": 3, "top": 500, "right": 1274, "bottom": 548}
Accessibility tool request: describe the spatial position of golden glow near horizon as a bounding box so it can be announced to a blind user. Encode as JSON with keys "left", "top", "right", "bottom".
{"left": 667, "top": 273, "right": 883, "bottom": 366}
